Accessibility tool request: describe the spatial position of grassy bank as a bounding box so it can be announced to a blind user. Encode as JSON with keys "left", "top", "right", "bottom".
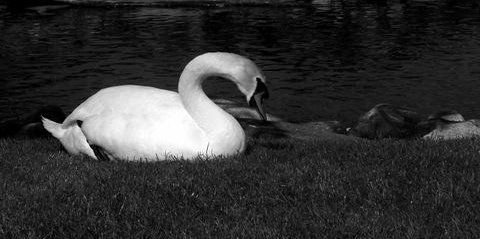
{"left": 1, "top": 137, "right": 480, "bottom": 238}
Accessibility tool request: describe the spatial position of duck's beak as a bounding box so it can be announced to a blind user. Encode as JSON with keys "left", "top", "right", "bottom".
{"left": 249, "top": 80, "right": 269, "bottom": 121}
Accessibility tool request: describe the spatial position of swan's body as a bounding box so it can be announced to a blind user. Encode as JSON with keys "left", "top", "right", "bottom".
{"left": 43, "top": 52, "right": 268, "bottom": 161}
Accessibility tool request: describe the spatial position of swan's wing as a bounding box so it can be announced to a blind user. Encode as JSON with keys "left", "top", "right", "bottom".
{"left": 80, "top": 109, "right": 206, "bottom": 160}
{"left": 64, "top": 85, "right": 182, "bottom": 125}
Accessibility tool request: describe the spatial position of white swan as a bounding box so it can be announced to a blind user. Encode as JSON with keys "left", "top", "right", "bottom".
{"left": 42, "top": 52, "right": 269, "bottom": 161}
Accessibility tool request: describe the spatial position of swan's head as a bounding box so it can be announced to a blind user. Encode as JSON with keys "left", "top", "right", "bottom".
{"left": 223, "top": 54, "right": 269, "bottom": 121}
{"left": 181, "top": 52, "right": 270, "bottom": 121}
{"left": 246, "top": 77, "right": 269, "bottom": 121}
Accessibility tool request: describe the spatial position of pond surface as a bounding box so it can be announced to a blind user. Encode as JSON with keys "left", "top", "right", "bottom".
{"left": 1, "top": 0, "right": 479, "bottom": 125}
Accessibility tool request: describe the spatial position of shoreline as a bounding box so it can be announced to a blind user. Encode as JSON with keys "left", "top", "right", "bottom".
{"left": 3, "top": 0, "right": 313, "bottom": 8}
{"left": 57, "top": 0, "right": 311, "bottom": 6}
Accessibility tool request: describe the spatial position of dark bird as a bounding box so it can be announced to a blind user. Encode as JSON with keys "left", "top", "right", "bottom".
{"left": 0, "top": 105, "right": 66, "bottom": 138}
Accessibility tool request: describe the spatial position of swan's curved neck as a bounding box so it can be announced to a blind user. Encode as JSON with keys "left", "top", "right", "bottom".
{"left": 178, "top": 58, "right": 244, "bottom": 150}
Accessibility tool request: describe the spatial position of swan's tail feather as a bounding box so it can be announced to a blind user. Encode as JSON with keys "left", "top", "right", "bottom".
{"left": 42, "top": 116, "right": 97, "bottom": 159}
{"left": 41, "top": 116, "right": 65, "bottom": 138}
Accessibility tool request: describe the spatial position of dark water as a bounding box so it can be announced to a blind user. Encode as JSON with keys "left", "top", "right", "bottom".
{"left": 1, "top": 0, "right": 479, "bottom": 125}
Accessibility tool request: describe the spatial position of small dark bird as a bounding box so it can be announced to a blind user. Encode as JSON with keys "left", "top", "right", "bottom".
{"left": 0, "top": 105, "right": 66, "bottom": 138}
{"left": 348, "top": 103, "right": 423, "bottom": 139}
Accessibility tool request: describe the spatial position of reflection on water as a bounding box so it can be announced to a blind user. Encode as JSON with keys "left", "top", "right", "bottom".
{"left": 1, "top": 0, "right": 479, "bottom": 124}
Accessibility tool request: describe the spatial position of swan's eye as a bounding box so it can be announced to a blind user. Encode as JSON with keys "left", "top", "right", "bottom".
{"left": 254, "top": 78, "right": 269, "bottom": 99}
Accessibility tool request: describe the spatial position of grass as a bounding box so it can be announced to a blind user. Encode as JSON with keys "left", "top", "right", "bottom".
{"left": 1, "top": 137, "right": 480, "bottom": 238}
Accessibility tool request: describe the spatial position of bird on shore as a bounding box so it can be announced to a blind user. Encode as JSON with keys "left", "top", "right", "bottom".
{"left": 347, "top": 103, "right": 423, "bottom": 139}
{"left": 348, "top": 105, "right": 480, "bottom": 140}
{"left": 422, "top": 110, "right": 480, "bottom": 140}
{"left": 42, "top": 52, "right": 269, "bottom": 161}
{"left": 0, "top": 105, "right": 65, "bottom": 138}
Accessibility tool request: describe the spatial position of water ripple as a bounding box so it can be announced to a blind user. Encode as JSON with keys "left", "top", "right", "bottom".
{"left": 1, "top": 1, "right": 479, "bottom": 123}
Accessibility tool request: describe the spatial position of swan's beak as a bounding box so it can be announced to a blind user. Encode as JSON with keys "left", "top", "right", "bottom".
{"left": 249, "top": 80, "right": 269, "bottom": 121}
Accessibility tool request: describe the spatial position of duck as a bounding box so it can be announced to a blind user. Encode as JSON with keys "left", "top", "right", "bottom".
{"left": 347, "top": 103, "right": 423, "bottom": 139}
{"left": 0, "top": 105, "right": 65, "bottom": 138}
{"left": 214, "top": 99, "right": 353, "bottom": 142}
{"left": 42, "top": 52, "right": 269, "bottom": 161}
{"left": 421, "top": 110, "right": 480, "bottom": 140}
